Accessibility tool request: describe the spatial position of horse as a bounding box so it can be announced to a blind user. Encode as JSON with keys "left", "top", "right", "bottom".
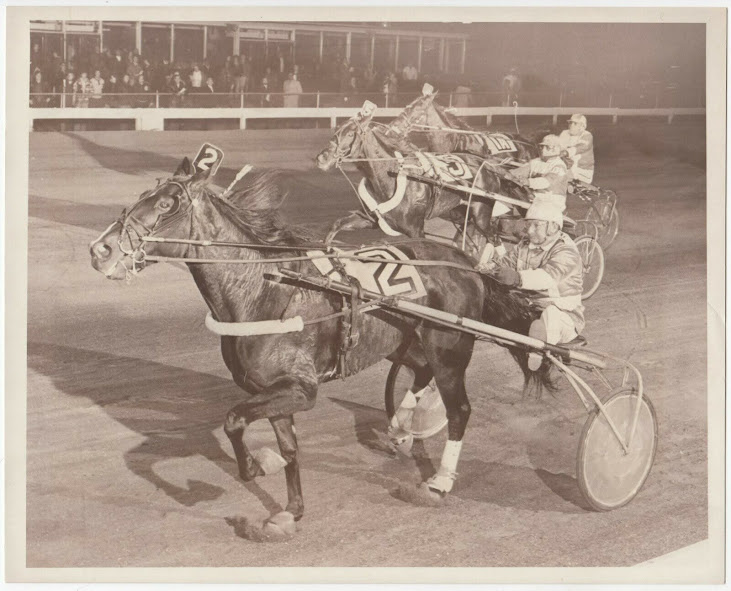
{"left": 389, "top": 89, "right": 542, "bottom": 164}
{"left": 315, "top": 104, "right": 532, "bottom": 256}
{"left": 89, "top": 156, "right": 550, "bottom": 540}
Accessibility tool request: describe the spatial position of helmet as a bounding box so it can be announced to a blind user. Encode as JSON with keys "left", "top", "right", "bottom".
{"left": 569, "top": 113, "right": 587, "bottom": 127}
{"left": 525, "top": 202, "right": 563, "bottom": 226}
{"left": 539, "top": 134, "right": 562, "bottom": 157}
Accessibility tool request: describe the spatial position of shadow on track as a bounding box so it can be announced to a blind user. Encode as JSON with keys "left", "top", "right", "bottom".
{"left": 27, "top": 340, "right": 281, "bottom": 514}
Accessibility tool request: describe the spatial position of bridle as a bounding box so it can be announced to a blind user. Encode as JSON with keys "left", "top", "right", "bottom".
{"left": 108, "top": 178, "right": 199, "bottom": 279}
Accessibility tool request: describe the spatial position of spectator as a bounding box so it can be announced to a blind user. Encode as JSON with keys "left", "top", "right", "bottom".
{"left": 111, "top": 50, "right": 125, "bottom": 79}
{"left": 30, "top": 70, "right": 50, "bottom": 107}
{"left": 282, "top": 71, "right": 303, "bottom": 108}
{"left": 30, "top": 42, "right": 42, "bottom": 79}
{"left": 135, "top": 73, "right": 153, "bottom": 108}
{"left": 62, "top": 71, "right": 76, "bottom": 107}
{"left": 168, "top": 70, "right": 187, "bottom": 107}
{"left": 74, "top": 71, "right": 92, "bottom": 108}
{"left": 105, "top": 73, "right": 119, "bottom": 107}
{"left": 89, "top": 69, "right": 105, "bottom": 108}
{"left": 189, "top": 63, "right": 203, "bottom": 90}
{"left": 127, "top": 54, "right": 143, "bottom": 80}
{"left": 258, "top": 77, "right": 273, "bottom": 107}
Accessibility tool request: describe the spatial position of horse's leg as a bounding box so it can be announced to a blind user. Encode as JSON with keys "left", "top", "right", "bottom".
{"left": 266, "top": 414, "right": 304, "bottom": 535}
{"left": 418, "top": 328, "right": 475, "bottom": 499}
{"left": 325, "top": 211, "right": 377, "bottom": 244}
{"left": 224, "top": 374, "right": 316, "bottom": 538}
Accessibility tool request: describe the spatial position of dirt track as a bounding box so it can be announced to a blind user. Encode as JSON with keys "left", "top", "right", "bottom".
{"left": 26, "top": 120, "right": 708, "bottom": 569}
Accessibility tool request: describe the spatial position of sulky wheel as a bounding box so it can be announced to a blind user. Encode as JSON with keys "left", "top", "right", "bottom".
{"left": 586, "top": 192, "right": 619, "bottom": 249}
{"left": 577, "top": 387, "right": 658, "bottom": 511}
{"left": 385, "top": 363, "right": 447, "bottom": 440}
{"left": 574, "top": 235, "right": 605, "bottom": 300}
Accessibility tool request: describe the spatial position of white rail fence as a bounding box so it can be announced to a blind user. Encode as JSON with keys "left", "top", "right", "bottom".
{"left": 30, "top": 105, "right": 705, "bottom": 131}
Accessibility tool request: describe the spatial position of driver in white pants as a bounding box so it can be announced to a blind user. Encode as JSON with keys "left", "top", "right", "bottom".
{"left": 488, "top": 201, "right": 585, "bottom": 370}
{"left": 559, "top": 114, "right": 595, "bottom": 184}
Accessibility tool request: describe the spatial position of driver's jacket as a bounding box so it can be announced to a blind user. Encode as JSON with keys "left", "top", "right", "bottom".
{"left": 511, "top": 156, "right": 569, "bottom": 210}
{"left": 559, "top": 129, "right": 594, "bottom": 173}
{"left": 501, "top": 231, "right": 585, "bottom": 333}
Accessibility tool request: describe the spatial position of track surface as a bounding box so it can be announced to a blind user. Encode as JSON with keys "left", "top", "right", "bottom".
{"left": 26, "top": 121, "right": 707, "bottom": 568}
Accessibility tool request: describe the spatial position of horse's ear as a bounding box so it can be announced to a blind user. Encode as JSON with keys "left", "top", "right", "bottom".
{"left": 174, "top": 157, "right": 193, "bottom": 177}
{"left": 190, "top": 163, "right": 214, "bottom": 187}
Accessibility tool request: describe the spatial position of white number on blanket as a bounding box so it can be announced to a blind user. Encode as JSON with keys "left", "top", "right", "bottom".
{"left": 484, "top": 134, "right": 517, "bottom": 155}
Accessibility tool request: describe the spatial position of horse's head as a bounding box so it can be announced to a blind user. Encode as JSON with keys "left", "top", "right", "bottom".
{"left": 89, "top": 157, "right": 213, "bottom": 280}
{"left": 389, "top": 87, "right": 437, "bottom": 136}
{"left": 315, "top": 101, "right": 376, "bottom": 171}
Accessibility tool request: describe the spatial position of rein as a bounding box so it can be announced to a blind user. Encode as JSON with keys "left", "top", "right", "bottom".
{"left": 141, "top": 250, "right": 484, "bottom": 275}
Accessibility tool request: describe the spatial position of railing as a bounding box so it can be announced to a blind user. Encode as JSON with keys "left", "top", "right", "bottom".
{"left": 29, "top": 87, "right": 706, "bottom": 111}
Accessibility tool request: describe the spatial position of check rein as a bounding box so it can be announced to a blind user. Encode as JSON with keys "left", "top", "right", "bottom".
{"left": 116, "top": 173, "right": 483, "bottom": 341}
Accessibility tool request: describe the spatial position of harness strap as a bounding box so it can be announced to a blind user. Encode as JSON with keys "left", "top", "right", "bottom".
{"left": 356, "top": 178, "right": 403, "bottom": 237}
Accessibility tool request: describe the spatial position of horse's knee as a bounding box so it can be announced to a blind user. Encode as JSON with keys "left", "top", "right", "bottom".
{"left": 224, "top": 408, "right": 246, "bottom": 436}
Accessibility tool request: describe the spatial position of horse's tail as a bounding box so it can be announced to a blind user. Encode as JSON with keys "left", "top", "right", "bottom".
{"left": 480, "top": 275, "right": 555, "bottom": 393}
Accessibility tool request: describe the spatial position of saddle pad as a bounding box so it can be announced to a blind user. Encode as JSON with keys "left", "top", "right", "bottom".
{"left": 483, "top": 133, "right": 518, "bottom": 155}
{"left": 417, "top": 152, "right": 475, "bottom": 184}
{"left": 307, "top": 246, "right": 427, "bottom": 300}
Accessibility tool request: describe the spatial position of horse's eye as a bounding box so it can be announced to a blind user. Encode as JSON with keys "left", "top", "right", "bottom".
{"left": 158, "top": 199, "right": 173, "bottom": 210}
{"left": 347, "top": 131, "right": 354, "bottom": 138}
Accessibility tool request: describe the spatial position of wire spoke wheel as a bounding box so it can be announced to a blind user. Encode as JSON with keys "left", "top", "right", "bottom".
{"left": 574, "top": 235, "right": 605, "bottom": 300}
{"left": 586, "top": 192, "right": 620, "bottom": 249}
{"left": 577, "top": 388, "right": 658, "bottom": 511}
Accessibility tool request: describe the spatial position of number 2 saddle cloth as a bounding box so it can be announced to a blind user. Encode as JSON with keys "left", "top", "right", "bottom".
{"left": 306, "top": 245, "right": 427, "bottom": 300}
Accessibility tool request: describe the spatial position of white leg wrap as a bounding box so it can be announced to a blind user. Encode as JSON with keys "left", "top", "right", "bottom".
{"left": 440, "top": 439, "right": 463, "bottom": 474}
{"left": 252, "top": 447, "right": 288, "bottom": 475}
{"left": 427, "top": 440, "right": 462, "bottom": 494}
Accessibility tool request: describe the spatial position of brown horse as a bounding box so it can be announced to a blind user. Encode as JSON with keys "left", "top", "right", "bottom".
{"left": 390, "top": 90, "right": 542, "bottom": 163}
{"left": 89, "top": 156, "right": 548, "bottom": 539}
{"left": 315, "top": 105, "right": 532, "bottom": 251}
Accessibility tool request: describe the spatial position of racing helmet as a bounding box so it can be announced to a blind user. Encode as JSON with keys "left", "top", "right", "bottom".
{"left": 539, "top": 134, "right": 562, "bottom": 157}
{"left": 569, "top": 113, "right": 587, "bottom": 128}
{"left": 525, "top": 201, "right": 563, "bottom": 227}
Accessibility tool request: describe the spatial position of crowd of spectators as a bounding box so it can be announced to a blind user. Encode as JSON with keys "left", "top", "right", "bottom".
{"left": 29, "top": 41, "right": 451, "bottom": 109}
{"left": 29, "top": 41, "right": 698, "bottom": 110}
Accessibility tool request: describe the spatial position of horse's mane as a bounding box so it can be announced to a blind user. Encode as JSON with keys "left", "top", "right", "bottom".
{"left": 367, "top": 124, "right": 420, "bottom": 157}
{"left": 183, "top": 169, "right": 315, "bottom": 246}
{"left": 430, "top": 98, "right": 474, "bottom": 131}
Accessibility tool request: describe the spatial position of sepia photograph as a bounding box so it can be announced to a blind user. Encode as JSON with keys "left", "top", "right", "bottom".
{"left": 5, "top": 4, "right": 726, "bottom": 585}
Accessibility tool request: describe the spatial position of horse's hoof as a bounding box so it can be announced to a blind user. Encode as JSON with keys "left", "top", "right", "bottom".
{"left": 262, "top": 511, "right": 297, "bottom": 539}
{"left": 396, "top": 482, "right": 448, "bottom": 507}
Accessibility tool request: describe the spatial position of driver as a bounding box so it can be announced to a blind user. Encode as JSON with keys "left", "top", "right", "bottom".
{"left": 505, "top": 134, "right": 569, "bottom": 211}
{"left": 559, "top": 114, "right": 595, "bottom": 184}
{"left": 488, "top": 202, "right": 584, "bottom": 371}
